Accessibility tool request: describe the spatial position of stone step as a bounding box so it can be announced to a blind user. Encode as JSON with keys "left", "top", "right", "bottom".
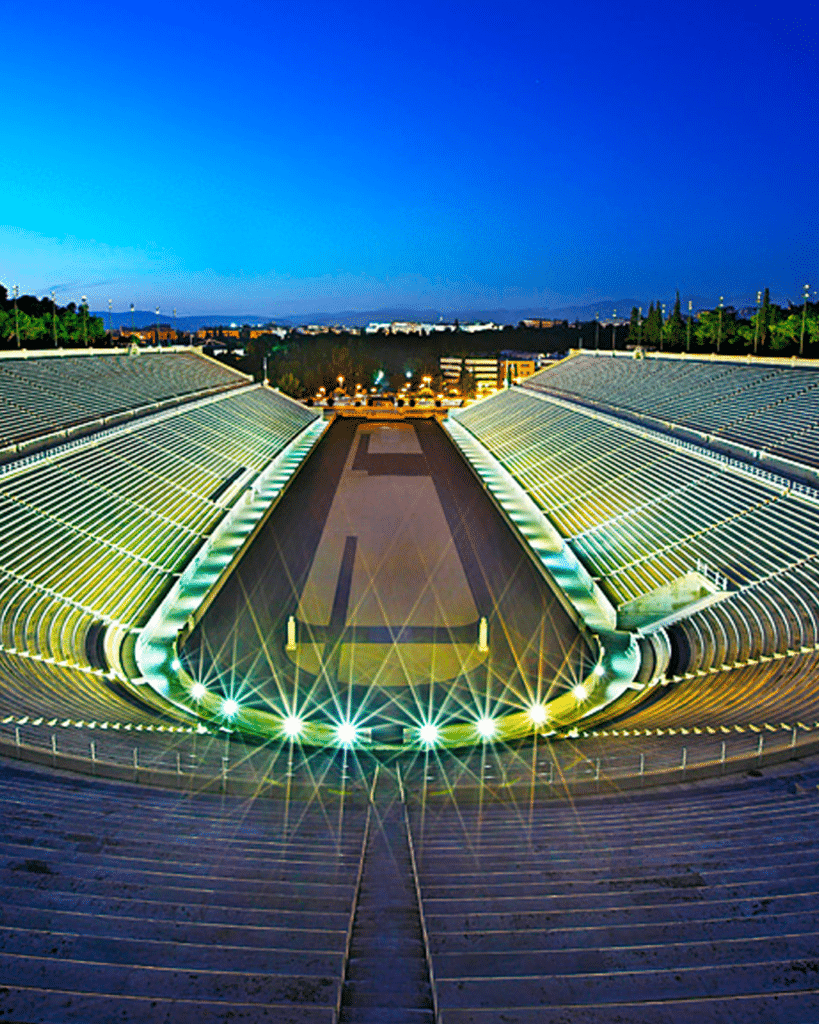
{"left": 0, "top": 902, "right": 346, "bottom": 949}
{"left": 426, "top": 876, "right": 819, "bottom": 916}
{"left": 418, "top": 849, "right": 819, "bottom": 886}
{"left": 0, "top": 852, "right": 357, "bottom": 891}
{"left": 339, "top": 1007, "right": 435, "bottom": 1023}
{"left": 0, "top": 984, "right": 335, "bottom": 1023}
{"left": 0, "top": 885, "right": 351, "bottom": 928}
{"left": 429, "top": 907, "right": 819, "bottom": 952}
{"left": 0, "top": 924, "right": 344, "bottom": 974}
{"left": 437, "top": 989, "right": 819, "bottom": 1024}
{"left": 0, "top": 870, "right": 353, "bottom": 913}
{"left": 337, "top": 797, "right": 434, "bottom": 1024}
{"left": 0, "top": 951, "right": 338, "bottom": 1005}
{"left": 427, "top": 888, "right": 816, "bottom": 931}
{"left": 436, "top": 958, "right": 819, "bottom": 1008}
{"left": 435, "top": 931, "right": 819, "bottom": 976}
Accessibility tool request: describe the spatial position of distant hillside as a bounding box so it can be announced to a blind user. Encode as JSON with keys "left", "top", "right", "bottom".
{"left": 96, "top": 292, "right": 788, "bottom": 333}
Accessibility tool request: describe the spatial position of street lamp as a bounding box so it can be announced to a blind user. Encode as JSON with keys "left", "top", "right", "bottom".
{"left": 686, "top": 299, "right": 693, "bottom": 353}
{"left": 155, "top": 307, "right": 160, "bottom": 346}
{"left": 716, "top": 296, "right": 724, "bottom": 353}
{"left": 611, "top": 309, "right": 617, "bottom": 351}
{"left": 800, "top": 284, "right": 810, "bottom": 357}
{"left": 81, "top": 296, "right": 88, "bottom": 347}
{"left": 12, "top": 284, "right": 19, "bottom": 349}
{"left": 753, "top": 290, "right": 762, "bottom": 354}
{"left": 51, "top": 290, "right": 58, "bottom": 347}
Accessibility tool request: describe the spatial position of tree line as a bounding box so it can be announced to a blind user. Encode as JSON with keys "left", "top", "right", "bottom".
{"left": 624, "top": 290, "right": 819, "bottom": 355}
{"left": 0, "top": 286, "right": 106, "bottom": 348}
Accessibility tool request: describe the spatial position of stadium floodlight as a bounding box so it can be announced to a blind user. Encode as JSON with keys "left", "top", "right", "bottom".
{"left": 171, "top": 658, "right": 181, "bottom": 672}
{"left": 222, "top": 698, "right": 239, "bottom": 718}
{"left": 190, "top": 682, "right": 207, "bottom": 700}
{"left": 528, "top": 703, "right": 548, "bottom": 726}
{"left": 336, "top": 720, "right": 357, "bottom": 747}
{"left": 419, "top": 722, "right": 439, "bottom": 747}
{"left": 476, "top": 716, "right": 497, "bottom": 740}
{"left": 594, "top": 663, "right": 606, "bottom": 677}
{"left": 572, "top": 683, "right": 589, "bottom": 702}
{"left": 282, "top": 715, "right": 304, "bottom": 739}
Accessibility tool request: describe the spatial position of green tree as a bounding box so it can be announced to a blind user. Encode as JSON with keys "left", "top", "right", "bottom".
{"left": 277, "top": 371, "right": 301, "bottom": 396}
{"left": 627, "top": 306, "right": 641, "bottom": 344}
{"left": 665, "top": 292, "right": 685, "bottom": 351}
{"left": 758, "top": 287, "right": 772, "bottom": 351}
{"left": 643, "top": 302, "right": 661, "bottom": 347}
{"left": 458, "top": 367, "right": 477, "bottom": 398}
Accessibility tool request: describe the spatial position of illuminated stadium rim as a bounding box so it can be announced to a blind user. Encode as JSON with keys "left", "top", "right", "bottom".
{"left": 159, "top": 653, "right": 612, "bottom": 750}
{"left": 130, "top": 404, "right": 643, "bottom": 750}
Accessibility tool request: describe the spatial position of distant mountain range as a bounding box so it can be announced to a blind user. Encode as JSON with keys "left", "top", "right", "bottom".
{"left": 94, "top": 293, "right": 790, "bottom": 332}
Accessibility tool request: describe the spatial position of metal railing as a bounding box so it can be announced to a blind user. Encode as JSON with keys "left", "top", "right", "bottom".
{"left": 397, "top": 765, "right": 441, "bottom": 1024}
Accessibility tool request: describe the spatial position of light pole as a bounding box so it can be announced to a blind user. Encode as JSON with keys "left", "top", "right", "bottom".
{"left": 130, "top": 303, "right": 135, "bottom": 334}
{"left": 173, "top": 307, "right": 177, "bottom": 342}
{"left": 594, "top": 312, "right": 600, "bottom": 349}
{"left": 12, "top": 284, "right": 19, "bottom": 349}
{"left": 108, "top": 298, "right": 113, "bottom": 337}
{"left": 716, "top": 296, "right": 724, "bottom": 353}
{"left": 800, "top": 283, "right": 810, "bottom": 357}
{"left": 611, "top": 309, "right": 617, "bottom": 351}
{"left": 51, "top": 290, "right": 58, "bottom": 347}
{"left": 753, "top": 290, "right": 762, "bottom": 354}
{"left": 637, "top": 307, "right": 642, "bottom": 347}
{"left": 155, "top": 307, "right": 160, "bottom": 346}
{"left": 686, "top": 299, "right": 693, "bottom": 352}
{"left": 81, "top": 296, "right": 88, "bottom": 347}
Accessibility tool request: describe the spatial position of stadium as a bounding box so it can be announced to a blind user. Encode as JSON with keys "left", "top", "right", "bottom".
{"left": 1, "top": 344, "right": 819, "bottom": 1022}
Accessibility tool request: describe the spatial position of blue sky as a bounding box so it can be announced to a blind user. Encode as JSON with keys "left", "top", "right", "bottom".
{"left": 2, "top": 0, "right": 817, "bottom": 315}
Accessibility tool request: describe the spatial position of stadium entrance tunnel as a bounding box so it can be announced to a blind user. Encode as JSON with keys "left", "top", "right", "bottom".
{"left": 133, "top": 417, "right": 645, "bottom": 750}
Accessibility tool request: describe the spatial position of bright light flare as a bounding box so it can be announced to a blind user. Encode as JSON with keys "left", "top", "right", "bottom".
{"left": 594, "top": 663, "right": 606, "bottom": 676}
{"left": 336, "top": 721, "right": 357, "bottom": 746}
{"left": 190, "top": 682, "right": 207, "bottom": 700}
{"left": 282, "top": 715, "right": 304, "bottom": 739}
{"left": 476, "top": 716, "right": 497, "bottom": 739}
{"left": 419, "top": 722, "right": 439, "bottom": 746}
{"left": 528, "top": 703, "right": 548, "bottom": 726}
{"left": 222, "top": 698, "right": 240, "bottom": 718}
{"left": 572, "top": 683, "right": 589, "bottom": 702}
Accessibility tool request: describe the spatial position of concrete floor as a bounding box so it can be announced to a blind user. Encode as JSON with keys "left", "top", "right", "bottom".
{"left": 184, "top": 418, "right": 590, "bottom": 733}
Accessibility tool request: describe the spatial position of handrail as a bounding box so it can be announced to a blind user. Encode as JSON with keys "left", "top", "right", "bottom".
{"left": 397, "top": 764, "right": 441, "bottom": 1024}
{"left": 334, "top": 764, "right": 378, "bottom": 1024}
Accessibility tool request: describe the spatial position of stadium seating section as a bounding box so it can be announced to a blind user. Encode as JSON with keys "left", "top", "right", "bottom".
{"left": 456, "top": 358, "right": 819, "bottom": 739}
{"left": 1, "top": 347, "right": 819, "bottom": 1023}
{"left": 0, "top": 349, "right": 246, "bottom": 454}
{"left": 525, "top": 351, "right": 819, "bottom": 468}
{"left": 0, "top": 351, "right": 317, "bottom": 730}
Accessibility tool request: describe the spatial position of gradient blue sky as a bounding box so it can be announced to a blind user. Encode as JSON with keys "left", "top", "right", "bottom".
{"left": 2, "top": 0, "right": 817, "bottom": 316}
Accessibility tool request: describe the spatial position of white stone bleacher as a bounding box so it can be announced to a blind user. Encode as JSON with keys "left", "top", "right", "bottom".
{"left": 0, "top": 348, "right": 247, "bottom": 453}
{"left": 453, "top": 374, "right": 819, "bottom": 746}
{"left": 0, "top": 382, "right": 317, "bottom": 730}
{"left": 411, "top": 761, "right": 819, "bottom": 1023}
{"left": 526, "top": 351, "right": 819, "bottom": 470}
{"left": 456, "top": 388, "right": 818, "bottom": 604}
{"left": 0, "top": 755, "right": 368, "bottom": 1023}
